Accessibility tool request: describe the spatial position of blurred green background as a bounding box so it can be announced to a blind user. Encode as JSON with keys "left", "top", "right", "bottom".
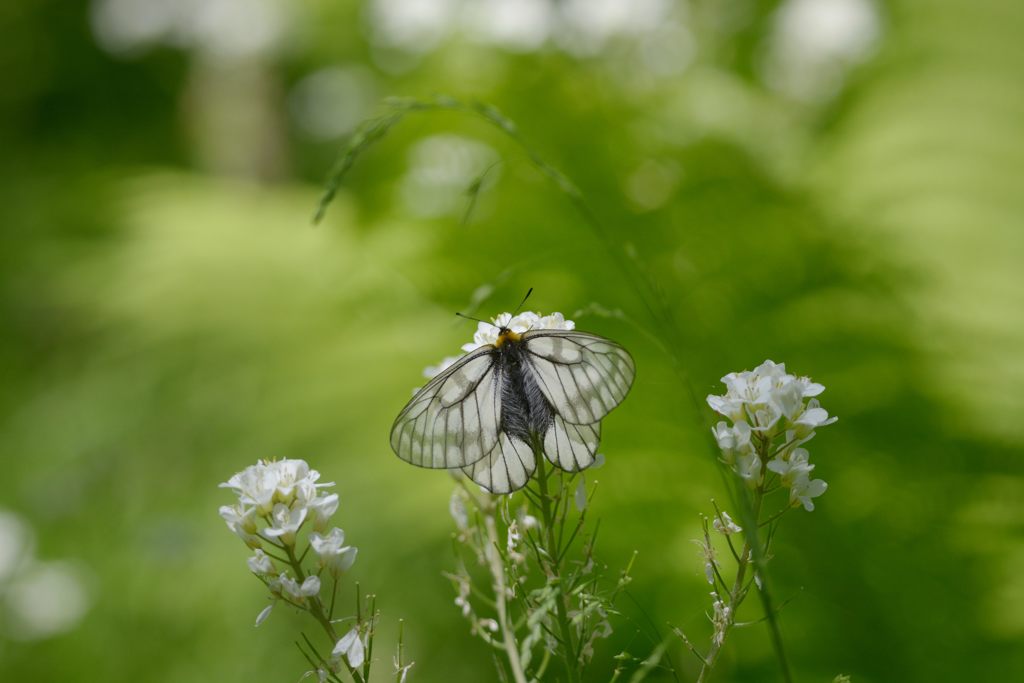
{"left": 2, "top": 0, "right": 1023, "bottom": 681}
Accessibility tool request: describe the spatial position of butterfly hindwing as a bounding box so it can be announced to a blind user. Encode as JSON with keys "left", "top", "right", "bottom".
{"left": 522, "top": 330, "right": 635, "bottom": 425}
{"left": 462, "top": 432, "right": 536, "bottom": 495}
{"left": 390, "top": 347, "right": 501, "bottom": 469}
{"left": 391, "top": 325, "right": 634, "bottom": 493}
{"left": 544, "top": 416, "right": 601, "bottom": 472}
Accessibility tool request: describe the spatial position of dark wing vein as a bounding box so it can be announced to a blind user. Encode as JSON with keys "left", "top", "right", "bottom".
{"left": 462, "top": 432, "right": 536, "bottom": 494}
{"left": 522, "top": 330, "right": 635, "bottom": 425}
{"left": 390, "top": 346, "right": 501, "bottom": 469}
{"left": 543, "top": 416, "right": 601, "bottom": 472}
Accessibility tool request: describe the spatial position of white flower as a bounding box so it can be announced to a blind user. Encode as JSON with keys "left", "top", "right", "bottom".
{"left": 768, "top": 449, "right": 828, "bottom": 511}
{"left": 734, "top": 450, "right": 763, "bottom": 485}
{"left": 272, "top": 460, "right": 321, "bottom": 504}
{"left": 460, "top": 310, "right": 575, "bottom": 354}
{"left": 711, "top": 420, "right": 754, "bottom": 462}
{"left": 791, "top": 398, "right": 838, "bottom": 436}
{"left": 262, "top": 503, "right": 308, "bottom": 545}
{"left": 712, "top": 511, "right": 742, "bottom": 535}
{"left": 308, "top": 493, "right": 339, "bottom": 532}
{"left": 536, "top": 311, "right": 575, "bottom": 331}
{"left": 279, "top": 574, "right": 321, "bottom": 602}
{"left": 309, "top": 528, "right": 358, "bottom": 575}
{"left": 220, "top": 459, "right": 333, "bottom": 515}
{"left": 247, "top": 549, "right": 275, "bottom": 576}
{"left": 707, "top": 360, "right": 835, "bottom": 437}
{"left": 422, "top": 310, "right": 576, "bottom": 381}
{"left": 422, "top": 310, "right": 576, "bottom": 383}
{"left": 708, "top": 361, "right": 835, "bottom": 489}
{"left": 219, "top": 503, "right": 261, "bottom": 548}
{"left": 711, "top": 421, "right": 762, "bottom": 483}
{"left": 790, "top": 473, "right": 828, "bottom": 511}
{"left": 767, "top": 447, "right": 813, "bottom": 481}
{"left": 770, "top": 380, "right": 806, "bottom": 424}
{"left": 220, "top": 468, "right": 277, "bottom": 515}
{"left": 479, "top": 618, "right": 499, "bottom": 632}
{"left": 706, "top": 394, "right": 744, "bottom": 424}
{"left": 333, "top": 628, "right": 365, "bottom": 669}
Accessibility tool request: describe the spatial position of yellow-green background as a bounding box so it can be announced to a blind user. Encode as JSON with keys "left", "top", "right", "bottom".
{"left": 2, "top": 1, "right": 1022, "bottom": 681}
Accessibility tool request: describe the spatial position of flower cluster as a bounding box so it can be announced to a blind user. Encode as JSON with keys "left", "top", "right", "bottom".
{"left": 219, "top": 459, "right": 340, "bottom": 547}
{"left": 707, "top": 360, "right": 836, "bottom": 510}
{"left": 462, "top": 311, "right": 574, "bottom": 353}
{"left": 219, "top": 459, "right": 367, "bottom": 677}
{"left": 423, "top": 311, "right": 575, "bottom": 380}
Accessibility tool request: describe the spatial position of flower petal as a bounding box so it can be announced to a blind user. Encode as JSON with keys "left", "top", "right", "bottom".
{"left": 255, "top": 604, "right": 274, "bottom": 627}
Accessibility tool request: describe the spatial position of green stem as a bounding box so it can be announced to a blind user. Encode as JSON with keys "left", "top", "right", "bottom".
{"left": 363, "top": 593, "right": 376, "bottom": 682}
{"left": 695, "top": 487, "right": 764, "bottom": 683}
{"left": 283, "top": 544, "right": 365, "bottom": 683}
{"left": 483, "top": 514, "right": 529, "bottom": 683}
{"left": 533, "top": 446, "right": 581, "bottom": 683}
{"left": 394, "top": 620, "right": 407, "bottom": 683}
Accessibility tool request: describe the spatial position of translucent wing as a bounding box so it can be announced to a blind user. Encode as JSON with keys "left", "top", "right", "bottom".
{"left": 544, "top": 416, "right": 601, "bottom": 472}
{"left": 462, "top": 433, "right": 536, "bottom": 494}
{"left": 522, "top": 330, "right": 635, "bottom": 425}
{"left": 390, "top": 347, "right": 501, "bottom": 469}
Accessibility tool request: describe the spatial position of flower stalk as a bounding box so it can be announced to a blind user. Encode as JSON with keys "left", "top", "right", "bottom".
{"left": 696, "top": 482, "right": 766, "bottom": 682}
{"left": 532, "top": 447, "right": 581, "bottom": 683}
{"left": 218, "top": 459, "right": 396, "bottom": 683}
{"left": 680, "top": 360, "right": 836, "bottom": 682}
{"left": 449, "top": 456, "right": 631, "bottom": 681}
{"left": 483, "top": 514, "right": 529, "bottom": 683}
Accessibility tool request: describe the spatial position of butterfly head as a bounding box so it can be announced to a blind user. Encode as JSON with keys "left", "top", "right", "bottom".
{"left": 495, "top": 327, "right": 522, "bottom": 348}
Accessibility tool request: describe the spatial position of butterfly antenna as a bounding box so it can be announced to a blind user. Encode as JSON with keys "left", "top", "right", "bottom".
{"left": 512, "top": 287, "right": 534, "bottom": 316}
{"left": 455, "top": 311, "right": 494, "bottom": 327}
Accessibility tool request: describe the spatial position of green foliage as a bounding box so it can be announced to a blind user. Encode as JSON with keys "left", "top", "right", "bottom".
{"left": 2, "top": 1, "right": 1024, "bottom": 682}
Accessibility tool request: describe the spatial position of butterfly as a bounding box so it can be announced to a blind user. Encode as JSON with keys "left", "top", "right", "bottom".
{"left": 390, "top": 310, "right": 635, "bottom": 494}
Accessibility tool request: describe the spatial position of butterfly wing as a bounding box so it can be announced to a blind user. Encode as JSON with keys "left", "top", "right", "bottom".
{"left": 522, "top": 330, "right": 635, "bottom": 426}
{"left": 461, "top": 432, "right": 536, "bottom": 495}
{"left": 543, "top": 416, "right": 601, "bottom": 472}
{"left": 390, "top": 346, "right": 502, "bottom": 469}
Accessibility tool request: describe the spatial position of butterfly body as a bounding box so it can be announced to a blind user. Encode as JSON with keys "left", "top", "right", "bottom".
{"left": 391, "top": 324, "right": 635, "bottom": 493}
{"left": 495, "top": 332, "right": 555, "bottom": 445}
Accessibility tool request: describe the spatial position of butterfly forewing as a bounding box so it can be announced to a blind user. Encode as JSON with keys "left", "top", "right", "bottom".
{"left": 390, "top": 347, "right": 501, "bottom": 469}
{"left": 391, "top": 326, "right": 634, "bottom": 493}
{"left": 523, "top": 330, "right": 635, "bottom": 425}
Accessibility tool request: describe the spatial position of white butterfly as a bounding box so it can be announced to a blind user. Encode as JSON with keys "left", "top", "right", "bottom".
{"left": 390, "top": 312, "right": 635, "bottom": 494}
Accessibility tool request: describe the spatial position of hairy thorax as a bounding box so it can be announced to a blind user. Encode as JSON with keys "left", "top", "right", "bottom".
{"left": 497, "top": 339, "right": 554, "bottom": 443}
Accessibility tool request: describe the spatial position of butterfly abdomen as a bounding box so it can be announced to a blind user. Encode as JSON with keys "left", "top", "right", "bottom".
{"left": 498, "top": 342, "right": 554, "bottom": 444}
